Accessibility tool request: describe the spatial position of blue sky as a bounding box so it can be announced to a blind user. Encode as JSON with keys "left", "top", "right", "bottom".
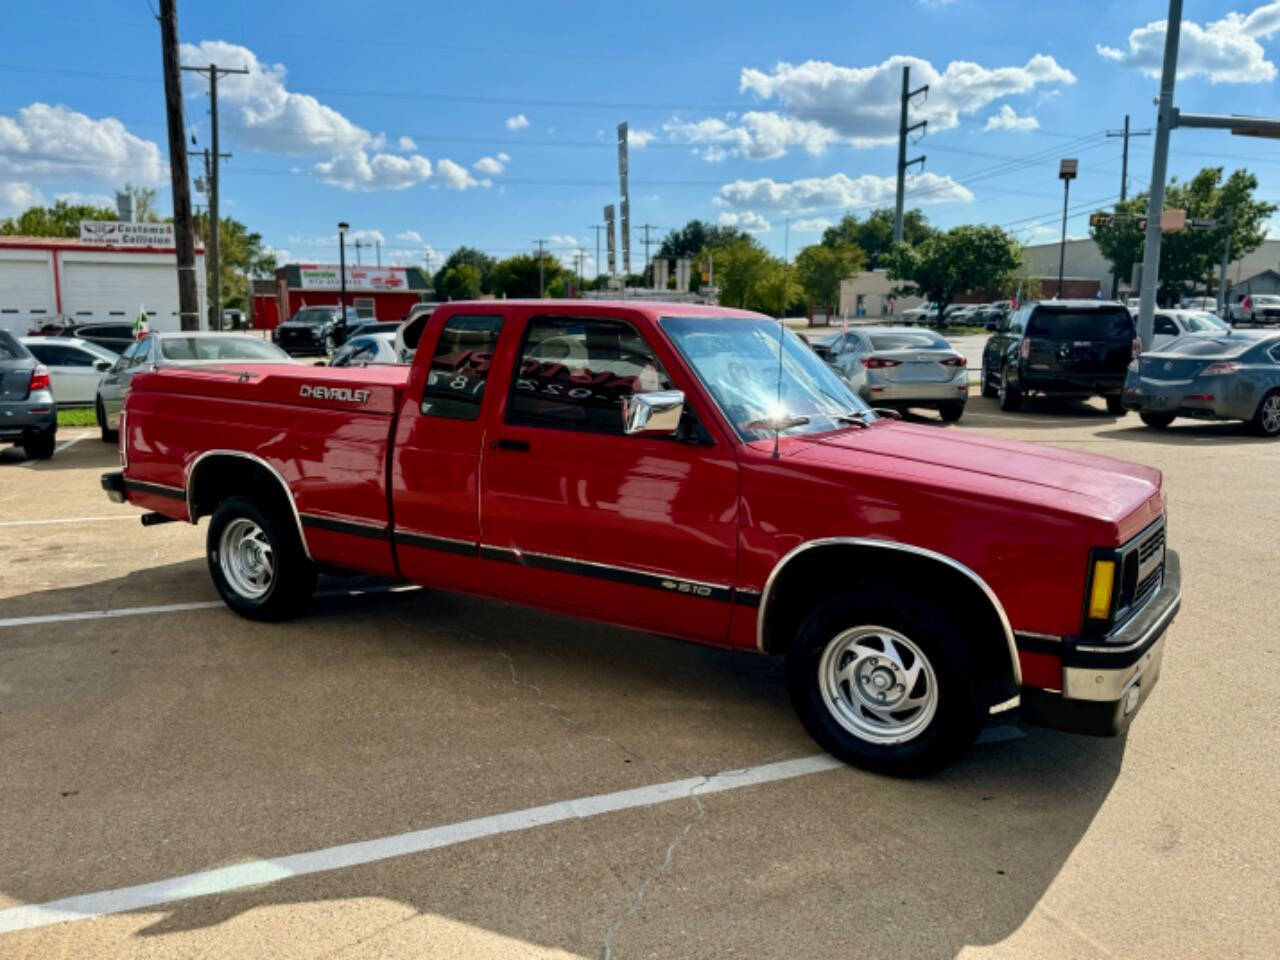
{"left": 2, "top": 0, "right": 1278, "bottom": 273}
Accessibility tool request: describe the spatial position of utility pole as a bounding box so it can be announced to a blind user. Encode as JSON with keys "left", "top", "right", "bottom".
{"left": 638, "top": 223, "right": 658, "bottom": 280}
{"left": 158, "top": 0, "right": 200, "bottom": 331}
{"left": 587, "top": 225, "right": 603, "bottom": 280}
{"left": 375, "top": 239, "right": 381, "bottom": 267}
{"left": 182, "top": 60, "right": 248, "bottom": 330}
{"left": 534, "top": 239, "right": 548, "bottom": 297}
{"left": 1218, "top": 206, "right": 1235, "bottom": 315}
{"left": 352, "top": 238, "right": 370, "bottom": 266}
{"left": 893, "top": 66, "right": 928, "bottom": 243}
{"left": 784, "top": 217, "right": 791, "bottom": 265}
{"left": 1105, "top": 115, "right": 1153, "bottom": 299}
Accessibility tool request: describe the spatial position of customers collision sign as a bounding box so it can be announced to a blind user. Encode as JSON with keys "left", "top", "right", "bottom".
{"left": 79, "top": 221, "right": 175, "bottom": 246}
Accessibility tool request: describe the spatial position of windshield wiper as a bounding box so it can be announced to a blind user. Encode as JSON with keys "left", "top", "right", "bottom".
{"left": 834, "top": 410, "right": 873, "bottom": 428}
{"left": 746, "top": 414, "right": 811, "bottom": 432}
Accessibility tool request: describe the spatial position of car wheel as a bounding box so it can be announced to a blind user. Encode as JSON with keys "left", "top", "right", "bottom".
{"left": 786, "top": 589, "right": 986, "bottom": 777}
{"left": 980, "top": 363, "right": 998, "bottom": 398}
{"left": 324, "top": 335, "right": 336, "bottom": 354}
{"left": 939, "top": 402, "right": 965, "bottom": 423}
{"left": 1139, "top": 411, "right": 1176, "bottom": 429}
{"left": 22, "top": 429, "right": 56, "bottom": 460}
{"left": 997, "top": 371, "right": 1022, "bottom": 412}
{"left": 207, "top": 496, "right": 317, "bottom": 621}
{"left": 1251, "top": 390, "right": 1280, "bottom": 437}
{"left": 1105, "top": 394, "right": 1128, "bottom": 416}
{"left": 97, "top": 399, "right": 117, "bottom": 443}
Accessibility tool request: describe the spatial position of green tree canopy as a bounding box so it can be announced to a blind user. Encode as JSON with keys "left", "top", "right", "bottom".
{"left": 710, "top": 238, "right": 798, "bottom": 316}
{"left": 1091, "top": 166, "right": 1276, "bottom": 302}
{"left": 120, "top": 183, "right": 160, "bottom": 222}
{"left": 0, "top": 199, "right": 117, "bottom": 237}
{"left": 490, "top": 253, "right": 563, "bottom": 298}
{"left": 437, "top": 263, "right": 483, "bottom": 301}
{"left": 657, "top": 219, "right": 750, "bottom": 259}
{"left": 207, "top": 216, "right": 276, "bottom": 309}
{"left": 821, "top": 208, "right": 934, "bottom": 267}
{"left": 432, "top": 246, "right": 495, "bottom": 295}
{"left": 885, "top": 224, "right": 1022, "bottom": 317}
{"left": 794, "top": 242, "right": 866, "bottom": 314}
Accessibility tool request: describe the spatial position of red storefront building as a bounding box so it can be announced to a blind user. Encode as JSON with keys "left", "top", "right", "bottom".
{"left": 253, "top": 262, "right": 433, "bottom": 330}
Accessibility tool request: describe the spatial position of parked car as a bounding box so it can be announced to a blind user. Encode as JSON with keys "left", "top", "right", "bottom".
{"left": 329, "top": 332, "right": 400, "bottom": 367}
{"left": 26, "top": 315, "right": 80, "bottom": 337}
{"left": 1228, "top": 293, "right": 1280, "bottom": 325}
{"left": 982, "top": 300, "right": 1136, "bottom": 414}
{"left": 805, "top": 331, "right": 843, "bottom": 360}
{"left": 940, "top": 304, "right": 979, "bottom": 327}
{"left": 347, "top": 320, "right": 401, "bottom": 339}
{"left": 20, "top": 336, "right": 118, "bottom": 406}
{"left": 104, "top": 300, "right": 1181, "bottom": 776}
{"left": 272, "top": 306, "right": 363, "bottom": 356}
{"left": 826, "top": 327, "right": 968, "bottom": 422}
{"left": 1178, "top": 296, "right": 1219, "bottom": 314}
{"left": 96, "top": 332, "right": 294, "bottom": 441}
{"left": 394, "top": 302, "right": 440, "bottom": 362}
{"left": 1123, "top": 330, "right": 1280, "bottom": 435}
{"left": 1149, "top": 309, "right": 1230, "bottom": 349}
{"left": 28, "top": 320, "right": 138, "bottom": 354}
{"left": 0, "top": 330, "right": 57, "bottom": 459}
{"left": 899, "top": 302, "right": 938, "bottom": 326}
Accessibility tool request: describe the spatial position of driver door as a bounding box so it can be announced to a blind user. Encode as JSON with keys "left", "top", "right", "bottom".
{"left": 479, "top": 312, "right": 740, "bottom": 642}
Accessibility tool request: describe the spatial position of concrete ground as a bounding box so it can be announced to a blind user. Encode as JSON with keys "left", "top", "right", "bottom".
{"left": 1, "top": 405, "right": 1277, "bottom": 959}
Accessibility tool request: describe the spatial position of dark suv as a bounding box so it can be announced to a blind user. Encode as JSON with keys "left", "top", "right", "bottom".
{"left": 981, "top": 300, "right": 1136, "bottom": 414}
{"left": 272, "top": 306, "right": 363, "bottom": 356}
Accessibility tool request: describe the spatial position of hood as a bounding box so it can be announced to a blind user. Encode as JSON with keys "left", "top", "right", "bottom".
{"left": 788, "top": 421, "right": 1162, "bottom": 540}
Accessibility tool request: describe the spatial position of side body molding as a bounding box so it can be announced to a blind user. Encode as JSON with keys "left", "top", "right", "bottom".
{"left": 184, "top": 449, "right": 313, "bottom": 560}
{"left": 755, "top": 537, "right": 1022, "bottom": 687}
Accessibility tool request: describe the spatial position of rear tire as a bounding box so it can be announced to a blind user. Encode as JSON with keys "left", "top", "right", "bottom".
{"left": 980, "top": 363, "right": 997, "bottom": 398}
{"left": 97, "top": 399, "right": 117, "bottom": 443}
{"left": 207, "top": 496, "right": 316, "bottom": 621}
{"left": 1139, "top": 411, "right": 1176, "bottom": 429}
{"left": 786, "top": 589, "right": 986, "bottom": 777}
{"left": 1105, "top": 394, "right": 1128, "bottom": 416}
{"left": 22, "top": 429, "right": 56, "bottom": 460}
{"left": 998, "top": 372, "right": 1022, "bottom": 412}
{"left": 939, "top": 402, "right": 965, "bottom": 423}
{"left": 1251, "top": 390, "right": 1280, "bottom": 437}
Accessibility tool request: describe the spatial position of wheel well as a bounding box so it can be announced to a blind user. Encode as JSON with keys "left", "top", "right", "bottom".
{"left": 759, "top": 542, "right": 1019, "bottom": 704}
{"left": 187, "top": 454, "right": 299, "bottom": 536}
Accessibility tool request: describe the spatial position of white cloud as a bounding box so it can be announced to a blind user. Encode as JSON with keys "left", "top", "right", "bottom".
{"left": 547, "top": 234, "right": 577, "bottom": 246}
{"left": 984, "top": 104, "right": 1039, "bottom": 132}
{"left": 262, "top": 244, "right": 292, "bottom": 264}
{"left": 473, "top": 153, "right": 508, "bottom": 174}
{"left": 313, "top": 150, "right": 432, "bottom": 191}
{"left": 665, "top": 112, "right": 840, "bottom": 160}
{"left": 718, "top": 210, "right": 771, "bottom": 233}
{"left": 505, "top": 113, "right": 530, "bottom": 130}
{"left": 695, "top": 145, "right": 731, "bottom": 163}
{"left": 792, "top": 217, "right": 833, "bottom": 232}
{"left": 1098, "top": 2, "right": 1280, "bottom": 83}
{"left": 1, "top": 181, "right": 43, "bottom": 214}
{"left": 629, "top": 128, "right": 656, "bottom": 147}
{"left": 437, "top": 157, "right": 483, "bottom": 190}
{"left": 396, "top": 230, "right": 424, "bottom": 243}
{"left": 397, "top": 135, "right": 417, "bottom": 151}
{"left": 738, "top": 54, "right": 1074, "bottom": 147}
{"left": 0, "top": 103, "right": 163, "bottom": 184}
{"left": 56, "top": 191, "right": 116, "bottom": 208}
{"left": 717, "top": 171, "right": 973, "bottom": 212}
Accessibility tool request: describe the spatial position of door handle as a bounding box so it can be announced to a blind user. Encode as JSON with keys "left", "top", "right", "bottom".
{"left": 491, "top": 438, "right": 530, "bottom": 452}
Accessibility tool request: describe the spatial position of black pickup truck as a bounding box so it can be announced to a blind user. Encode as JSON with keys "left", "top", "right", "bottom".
{"left": 981, "top": 300, "right": 1136, "bottom": 414}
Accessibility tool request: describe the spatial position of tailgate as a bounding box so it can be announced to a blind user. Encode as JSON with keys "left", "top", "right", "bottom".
{"left": 1027, "top": 309, "right": 1134, "bottom": 375}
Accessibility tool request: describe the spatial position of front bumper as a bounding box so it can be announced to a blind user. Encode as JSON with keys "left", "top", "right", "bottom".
{"left": 101, "top": 470, "right": 127, "bottom": 503}
{"left": 1021, "top": 549, "right": 1180, "bottom": 737}
{"left": 0, "top": 390, "right": 57, "bottom": 440}
{"left": 1020, "top": 372, "right": 1126, "bottom": 396}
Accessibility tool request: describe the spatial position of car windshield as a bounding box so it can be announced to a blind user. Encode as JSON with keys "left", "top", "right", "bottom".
{"left": 660, "top": 315, "right": 873, "bottom": 441}
{"left": 1027, "top": 309, "right": 1134, "bottom": 339}
{"left": 1253, "top": 296, "right": 1280, "bottom": 306}
{"left": 290, "top": 308, "right": 335, "bottom": 325}
{"left": 159, "top": 337, "right": 292, "bottom": 362}
{"left": 869, "top": 331, "right": 948, "bottom": 350}
{"left": 1181, "top": 312, "right": 1227, "bottom": 332}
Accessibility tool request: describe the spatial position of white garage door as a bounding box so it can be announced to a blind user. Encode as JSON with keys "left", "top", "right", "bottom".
{"left": 0, "top": 254, "right": 55, "bottom": 335}
{"left": 61, "top": 260, "right": 190, "bottom": 332}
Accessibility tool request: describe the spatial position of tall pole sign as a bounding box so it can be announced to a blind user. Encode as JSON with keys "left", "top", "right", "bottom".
{"left": 604, "top": 204, "right": 617, "bottom": 278}
{"left": 618, "top": 123, "right": 631, "bottom": 277}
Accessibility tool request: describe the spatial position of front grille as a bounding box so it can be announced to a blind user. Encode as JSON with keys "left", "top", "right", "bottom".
{"left": 1133, "top": 567, "right": 1162, "bottom": 608}
{"left": 1113, "top": 519, "right": 1165, "bottom": 629}
{"left": 1138, "top": 526, "right": 1165, "bottom": 566}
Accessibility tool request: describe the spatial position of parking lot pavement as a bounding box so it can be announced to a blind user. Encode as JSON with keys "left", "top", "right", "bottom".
{"left": 1, "top": 403, "right": 1278, "bottom": 958}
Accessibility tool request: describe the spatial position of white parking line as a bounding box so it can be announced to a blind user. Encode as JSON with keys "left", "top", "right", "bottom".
{"left": 0, "top": 516, "right": 137, "bottom": 528}
{"left": 0, "top": 753, "right": 843, "bottom": 935}
{"left": 18, "top": 434, "right": 85, "bottom": 468}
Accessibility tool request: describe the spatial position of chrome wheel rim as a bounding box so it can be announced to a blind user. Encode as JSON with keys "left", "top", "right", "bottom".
{"left": 219, "top": 518, "right": 274, "bottom": 599}
{"left": 817, "top": 626, "right": 939, "bottom": 745}
{"left": 1262, "top": 396, "right": 1280, "bottom": 435}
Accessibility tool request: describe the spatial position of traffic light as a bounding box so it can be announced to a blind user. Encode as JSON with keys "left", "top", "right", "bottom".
{"left": 1089, "top": 213, "right": 1112, "bottom": 228}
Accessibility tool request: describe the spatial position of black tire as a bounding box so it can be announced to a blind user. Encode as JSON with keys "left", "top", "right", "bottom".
{"left": 22, "top": 429, "right": 56, "bottom": 460}
{"left": 1139, "top": 411, "right": 1176, "bottom": 429}
{"left": 939, "top": 402, "right": 965, "bottom": 423}
{"left": 1105, "top": 394, "right": 1128, "bottom": 416}
{"left": 1251, "top": 389, "right": 1280, "bottom": 437}
{"left": 997, "top": 370, "right": 1022, "bottom": 412}
{"left": 206, "top": 496, "right": 316, "bottom": 621}
{"left": 980, "top": 363, "right": 997, "bottom": 398}
{"left": 786, "top": 589, "right": 987, "bottom": 777}
{"left": 324, "top": 335, "right": 336, "bottom": 354}
{"left": 97, "top": 399, "right": 117, "bottom": 443}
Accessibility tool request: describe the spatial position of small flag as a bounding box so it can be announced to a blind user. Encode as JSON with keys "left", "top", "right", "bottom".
{"left": 134, "top": 305, "right": 150, "bottom": 339}
{"left": 841, "top": 311, "right": 848, "bottom": 334}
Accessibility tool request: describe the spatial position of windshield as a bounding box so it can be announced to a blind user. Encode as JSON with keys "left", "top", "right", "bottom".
{"left": 290, "top": 308, "right": 334, "bottom": 325}
{"left": 660, "top": 315, "right": 872, "bottom": 441}
{"left": 1253, "top": 296, "right": 1280, "bottom": 306}
{"left": 1027, "top": 309, "right": 1133, "bottom": 339}
{"left": 1181, "top": 312, "right": 1227, "bottom": 332}
{"left": 159, "top": 337, "right": 292, "bottom": 362}
{"left": 869, "top": 331, "right": 948, "bottom": 350}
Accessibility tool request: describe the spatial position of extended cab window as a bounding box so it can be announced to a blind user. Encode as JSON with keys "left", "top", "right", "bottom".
{"left": 508, "top": 316, "right": 673, "bottom": 433}
{"left": 420, "top": 315, "right": 503, "bottom": 419}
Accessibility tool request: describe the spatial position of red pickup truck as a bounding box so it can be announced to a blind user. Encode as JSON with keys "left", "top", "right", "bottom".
{"left": 102, "top": 301, "right": 1180, "bottom": 775}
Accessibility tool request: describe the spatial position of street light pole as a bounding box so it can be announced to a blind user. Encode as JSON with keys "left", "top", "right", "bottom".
{"left": 1057, "top": 158, "right": 1078, "bottom": 298}
{"left": 338, "top": 221, "right": 349, "bottom": 316}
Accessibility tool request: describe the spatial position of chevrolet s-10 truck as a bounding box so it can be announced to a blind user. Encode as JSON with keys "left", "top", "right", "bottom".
{"left": 102, "top": 301, "right": 1180, "bottom": 775}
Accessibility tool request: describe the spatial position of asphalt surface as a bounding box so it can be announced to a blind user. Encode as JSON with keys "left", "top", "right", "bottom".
{"left": 1, "top": 404, "right": 1277, "bottom": 959}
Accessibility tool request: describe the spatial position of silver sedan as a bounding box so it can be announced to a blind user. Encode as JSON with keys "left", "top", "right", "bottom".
{"left": 1123, "top": 330, "right": 1280, "bottom": 436}
{"left": 825, "top": 327, "right": 969, "bottom": 422}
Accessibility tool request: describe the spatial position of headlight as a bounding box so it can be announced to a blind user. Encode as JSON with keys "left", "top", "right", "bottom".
{"left": 1087, "top": 559, "right": 1116, "bottom": 621}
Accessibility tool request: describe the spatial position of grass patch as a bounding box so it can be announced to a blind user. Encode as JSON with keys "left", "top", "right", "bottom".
{"left": 58, "top": 408, "right": 97, "bottom": 427}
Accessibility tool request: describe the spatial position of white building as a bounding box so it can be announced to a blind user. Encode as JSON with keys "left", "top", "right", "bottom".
{"left": 0, "top": 234, "right": 206, "bottom": 336}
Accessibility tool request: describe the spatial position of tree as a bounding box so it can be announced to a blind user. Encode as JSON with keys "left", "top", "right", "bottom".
{"left": 0, "top": 199, "right": 117, "bottom": 237}
{"left": 433, "top": 246, "right": 495, "bottom": 294}
{"left": 203, "top": 215, "right": 276, "bottom": 309}
{"left": 710, "top": 238, "right": 798, "bottom": 315}
{"left": 438, "top": 263, "right": 483, "bottom": 300}
{"left": 795, "top": 243, "right": 866, "bottom": 317}
{"left": 884, "top": 225, "right": 1023, "bottom": 318}
{"left": 821, "top": 208, "right": 933, "bottom": 267}
{"left": 1092, "top": 166, "right": 1276, "bottom": 303}
{"left": 657, "top": 219, "right": 749, "bottom": 259}
{"left": 490, "top": 253, "right": 563, "bottom": 298}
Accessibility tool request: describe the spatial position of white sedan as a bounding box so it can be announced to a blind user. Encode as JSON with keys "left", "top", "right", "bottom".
{"left": 20, "top": 336, "right": 118, "bottom": 406}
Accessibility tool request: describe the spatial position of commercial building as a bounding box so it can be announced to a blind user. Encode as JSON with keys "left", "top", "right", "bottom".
{"left": 0, "top": 232, "right": 206, "bottom": 336}
{"left": 255, "top": 263, "right": 432, "bottom": 330}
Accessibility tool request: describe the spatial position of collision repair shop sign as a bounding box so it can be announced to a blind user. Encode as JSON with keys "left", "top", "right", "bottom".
{"left": 79, "top": 221, "right": 175, "bottom": 246}
{"left": 297, "top": 266, "right": 408, "bottom": 291}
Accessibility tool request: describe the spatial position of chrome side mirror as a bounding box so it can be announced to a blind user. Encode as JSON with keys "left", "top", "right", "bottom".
{"left": 622, "top": 390, "right": 685, "bottom": 435}
{"left": 93, "top": 359, "right": 112, "bottom": 371}
{"left": 871, "top": 407, "right": 902, "bottom": 420}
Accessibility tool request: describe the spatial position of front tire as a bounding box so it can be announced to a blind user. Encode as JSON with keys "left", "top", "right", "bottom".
{"left": 1105, "top": 394, "right": 1128, "bottom": 416}
{"left": 207, "top": 496, "right": 316, "bottom": 621}
{"left": 1140, "top": 411, "right": 1176, "bottom": 429}
{"left": 939, "top": 402, "right": 965, "bottom": 423}
{"left": 786, "top": 589, "right": 986, "bottom": 777}
{"left": 1251, "top": 390, "right": 1280, "bottom": 437}
{"left": 22, "top": 429, "right": 56, "bottom": 460}
{"left": 998, "top": 371, "right": 1022, "bottom": 412}
{"left": 97, "top": 399, "right": 117, "bottom": 443}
